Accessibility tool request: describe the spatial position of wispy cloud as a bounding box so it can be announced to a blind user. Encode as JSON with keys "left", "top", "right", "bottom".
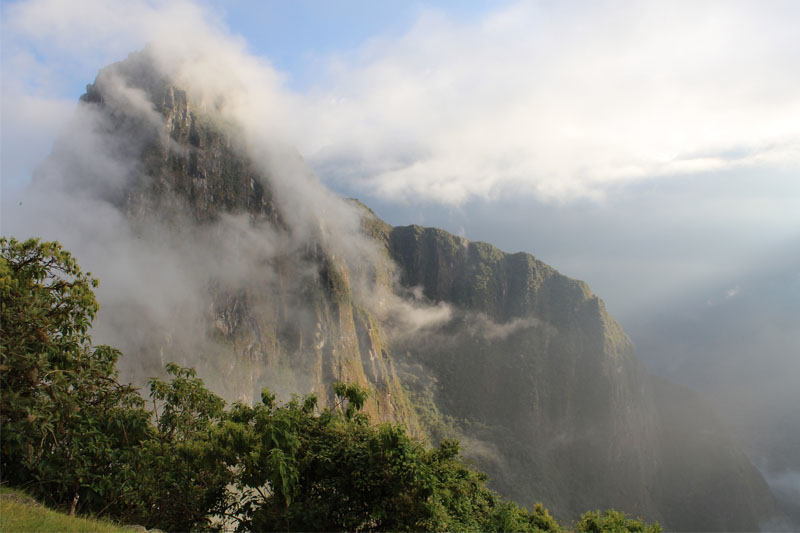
{"left": 3, "top": 0, "right": 799, "bottom": 205}
{"left": 4, "top": 0, "right": 490, "bottom": 404}
{"left": 298, "top": 1, "right": 800, "bottom": 203}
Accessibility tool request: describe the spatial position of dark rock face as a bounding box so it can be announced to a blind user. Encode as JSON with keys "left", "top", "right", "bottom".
{"left": 38, "top": 49, "right": 782, "bottom": 530}
{"left": 80, "top": 51, "right": 277, "bottom": 224}
{"left": 374, "top": 221, "right": 780, "bottom": 529}
{"left": 382, "top": 224, "right": 660, "bottom": 519}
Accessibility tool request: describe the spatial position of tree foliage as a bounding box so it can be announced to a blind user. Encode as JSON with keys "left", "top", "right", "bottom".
{"left": 0, "top": 238, "right": 151, "bottom": 515}
{"left": 0, "top": 238, "right": 229, "bottom": 530}
{"left": 219, "top": 390, "right": 560, "bottom": 532}
{"left": 576, "top": 509, "right": 662, "bottom": 533}
{"left": 1, "top": 238, "right": 662, "bottom": 532}
{"left": 119, "top": 364, "right": 232, "bottom": 530}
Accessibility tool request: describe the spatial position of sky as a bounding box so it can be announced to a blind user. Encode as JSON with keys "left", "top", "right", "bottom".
{"left": 1, "top": 0, "right": 799, "bottom": 323}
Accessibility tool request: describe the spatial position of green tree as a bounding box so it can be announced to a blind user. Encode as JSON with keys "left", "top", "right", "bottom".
{"left": 220, "top": 384, "right": 562, "bottom": 532}
{"left": 0, "top": 237, "right": 151, "bottom": 515}
{"left": 576, "top": 509, "right": 662, "bottom": 533}
{"left": 0, "top": 238, "right": 231, "bottom": 531}
{"left": 117, "top": 364, "right": 233, "bottom": 531}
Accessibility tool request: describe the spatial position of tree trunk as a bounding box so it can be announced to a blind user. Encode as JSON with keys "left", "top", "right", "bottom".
{"left": 69, "top": 480, "right": 80, "bottom": 516}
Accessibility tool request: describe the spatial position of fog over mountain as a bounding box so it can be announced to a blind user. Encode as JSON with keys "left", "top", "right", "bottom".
{"left": 628, "top": 248, "right": 800, "bottom": 528}
{"left": 2, "top": 0, "right": 799, "bottom": 531}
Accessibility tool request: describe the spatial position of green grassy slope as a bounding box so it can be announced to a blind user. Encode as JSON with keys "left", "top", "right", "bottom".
{"left": 0, "top": 488, "right": 136, "bottom": 533}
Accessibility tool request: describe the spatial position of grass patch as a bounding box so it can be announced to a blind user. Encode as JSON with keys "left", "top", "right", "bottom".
{"left": 0, "top": 487, "right": 135, "bottom": 533}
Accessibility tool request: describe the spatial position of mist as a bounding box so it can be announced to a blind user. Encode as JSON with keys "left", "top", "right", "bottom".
{"left": 2, "top": 0, "right": 799, "bottom": 529}
{"left": 627, "top": 246, "right": 800, "bottom": 527}
{"left": 1, "top": 37, "right": 449, "bottom": 405}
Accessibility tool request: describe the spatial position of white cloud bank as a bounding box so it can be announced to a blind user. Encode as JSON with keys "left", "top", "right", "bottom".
{"left": 301, "top": 1, "right": 800, "bottom": 203}
{"left": 2, "top": 0, "right": 799, "bottom": 205}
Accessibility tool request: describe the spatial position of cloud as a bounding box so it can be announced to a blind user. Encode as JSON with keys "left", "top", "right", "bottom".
{"left": 4, "top": 0, "right": 799, "bottom": 208}
{"left": 295, "top": 1, "right": 800, "bottom": 204}
{"left": 0, "top": 0, "right": 217, "bottom": 194}
{"left": 2, "top": 0, "right": 355, "bottom": 253}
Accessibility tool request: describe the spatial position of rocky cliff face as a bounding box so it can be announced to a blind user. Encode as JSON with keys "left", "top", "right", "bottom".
{"left": 378, "top": 222, "right": 660, "bottom": 517}
{"left": 367, "top": 219, "right": 779, "bottom": 529}
{"left": 35, "top": 50, "right": 782, "bottom": 530}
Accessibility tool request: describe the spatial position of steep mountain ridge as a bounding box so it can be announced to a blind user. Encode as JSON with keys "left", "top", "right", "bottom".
{"left": 28, "top": 49, "right": 782, "bottom": 530}
{"left": 383, "top": 223, "right": 660, "bottom": 515}
{"left": 372, "top": 219, "right": 779, "bottom": 529}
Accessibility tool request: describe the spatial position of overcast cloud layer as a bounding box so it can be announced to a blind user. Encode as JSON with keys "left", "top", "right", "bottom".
{"left": 3, "top": 0, "right": 799, "bottom": 205}
{"left": 304, "top": 0, "right": 800, "bottom": 203}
